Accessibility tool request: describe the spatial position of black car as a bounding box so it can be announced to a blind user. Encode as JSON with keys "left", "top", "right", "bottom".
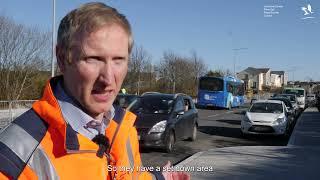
{"left": 129, "top": 92, "right": 198, "bottom": 152}
{"left": 268, "top": 97, "right": 296, "bottom": 126}
{"left": 113, "top": 94, "right": 138, "bottom": 109}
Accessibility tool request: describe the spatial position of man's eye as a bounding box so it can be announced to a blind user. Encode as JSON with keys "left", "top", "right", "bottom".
{"left": 84, "top": 57, "right": 101, "bottom": 63}
{"left": 113, "top": 57, "right": 127, "bottom": 64}
{"left": 86, "top": 58, "right": 96, "bottom": 62}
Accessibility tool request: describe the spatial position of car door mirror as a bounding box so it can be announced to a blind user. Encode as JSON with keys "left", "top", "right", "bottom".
{"left": 177, "top": 111, "right": 185, "bottom": 115}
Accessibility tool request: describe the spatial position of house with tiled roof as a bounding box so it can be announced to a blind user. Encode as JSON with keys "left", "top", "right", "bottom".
{"left": 237, "top": 67, "right": 287, "bottom": 91}
{"left": 270, "top": 71, "right": 288, "bottom": 87}
{"left": 237, "top": 67, "right": 271, "bottom": 91}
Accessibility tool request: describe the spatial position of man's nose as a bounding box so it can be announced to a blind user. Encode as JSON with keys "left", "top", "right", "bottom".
{"left": 99, "top": 62, "right": 114, "bottom": 85}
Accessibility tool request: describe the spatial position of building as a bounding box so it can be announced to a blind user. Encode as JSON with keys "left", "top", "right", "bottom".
{"left": 237, "top": 67, "right": 287, "bottom": 91}
{"left": 270, "top": 71, "right": 288, "bottom": 87}
{"left": 237, "top": 67, "right": 270, "bottom": 91}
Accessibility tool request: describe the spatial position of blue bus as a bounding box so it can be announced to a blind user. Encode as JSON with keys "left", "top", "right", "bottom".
{"left": 197, "top": 76, "right": 245, "bottom": 109}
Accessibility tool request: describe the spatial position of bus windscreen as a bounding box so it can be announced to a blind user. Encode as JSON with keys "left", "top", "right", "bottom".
{"left": 199, "top": 78, "right": 223, "bottom": 91}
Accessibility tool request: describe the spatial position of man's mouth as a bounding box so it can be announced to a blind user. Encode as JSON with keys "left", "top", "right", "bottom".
{"left": 91, "top": 89, "right": 114, "bottom": 102}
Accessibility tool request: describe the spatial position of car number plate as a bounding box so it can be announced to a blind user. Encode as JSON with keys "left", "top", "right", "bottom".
{"left": 254, "top": 126, "right": 266, "bottom": 131}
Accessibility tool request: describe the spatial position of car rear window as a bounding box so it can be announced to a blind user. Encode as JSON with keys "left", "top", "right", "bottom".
{"left": 269, "top": 98, "right": 292, "bottom": 108}
{"left": 249, "top": 103, "right": 283, "bottom": 113}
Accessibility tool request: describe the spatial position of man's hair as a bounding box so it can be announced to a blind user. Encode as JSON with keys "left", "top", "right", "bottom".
{"left": 57, "top": 2, "right": 133, "bottom": 63}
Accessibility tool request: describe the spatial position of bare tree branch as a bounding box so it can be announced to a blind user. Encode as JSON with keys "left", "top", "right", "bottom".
{"left": 0, "top": 15, "right": 51, "bottom": 100}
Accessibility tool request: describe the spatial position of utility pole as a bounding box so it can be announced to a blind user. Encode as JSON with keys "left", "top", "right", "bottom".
{"left": 232, "top": 48, "right": 248, "bottom": 77}
{"left": 287, "top": 66, "right": 298, "bottom": 85}
{"left": 51, "top": 0, "right": 56, "bottom": 77}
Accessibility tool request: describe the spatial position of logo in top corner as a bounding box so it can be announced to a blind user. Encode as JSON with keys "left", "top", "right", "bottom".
{"left": 301, "top": 4, "right": 315, "bottom": 19}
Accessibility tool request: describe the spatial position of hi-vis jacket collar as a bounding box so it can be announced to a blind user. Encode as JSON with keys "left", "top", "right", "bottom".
{"left": 32, "top": 76, "right": 135, "bottom": 157}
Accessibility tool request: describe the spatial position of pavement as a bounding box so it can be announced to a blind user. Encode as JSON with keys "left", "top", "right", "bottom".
{"left": 176, "top": 107, "right": 320, "bottom": 180}
{"left": 288, "top": 107, "right": 320, "bottom": 146}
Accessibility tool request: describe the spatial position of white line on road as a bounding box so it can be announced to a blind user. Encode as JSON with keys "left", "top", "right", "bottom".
{"left": 207, "top": 111, "right": 233, "bottom": 117}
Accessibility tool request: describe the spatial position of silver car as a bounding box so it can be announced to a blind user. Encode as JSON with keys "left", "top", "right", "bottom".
{"left": 241, "top": 100, "right": 289, "bottom": 136}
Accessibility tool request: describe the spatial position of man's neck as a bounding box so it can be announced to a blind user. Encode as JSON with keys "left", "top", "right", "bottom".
{"left": 61, "top": 80, "right": 105, "bottom": 122}
{"left": 92, "top": 113, "right": 105, "bottom": 122}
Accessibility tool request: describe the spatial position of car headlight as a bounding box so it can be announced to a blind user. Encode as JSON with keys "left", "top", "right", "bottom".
{"left": 273, "top": 118, "right": 285, "bottom": 125}
{"left": 149, "top": 120, "right": 167, "bottom": 133}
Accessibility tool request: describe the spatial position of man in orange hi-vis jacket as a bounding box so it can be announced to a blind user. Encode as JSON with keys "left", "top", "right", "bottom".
{"left": 0, "top": 2, "right": 190, "bottom": 180}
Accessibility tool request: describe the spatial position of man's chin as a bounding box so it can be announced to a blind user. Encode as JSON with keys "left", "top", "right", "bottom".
{"left": 86, "top": 103, "right": 112, "bottom": 116}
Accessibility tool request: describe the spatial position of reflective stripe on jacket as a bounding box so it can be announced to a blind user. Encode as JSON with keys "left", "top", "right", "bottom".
{"left": 0, "top": 76, "right": 157, "bottom": 180}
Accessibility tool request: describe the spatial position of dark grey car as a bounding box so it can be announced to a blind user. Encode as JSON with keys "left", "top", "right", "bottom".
{"left": 113, "top": 94, "right": 138, "bottom": 109}
{"left": 129, "top": 92, "right": 198, "bottom": 152}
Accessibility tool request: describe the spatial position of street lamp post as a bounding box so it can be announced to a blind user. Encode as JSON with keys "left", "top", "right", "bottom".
{"left": 232, "top": 48, "right": 248, "bottom": 77}
{"left": 51, "top": 0, "right": 56, "bottom": 77}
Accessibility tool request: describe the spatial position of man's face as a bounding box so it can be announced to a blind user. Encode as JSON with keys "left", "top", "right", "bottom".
{"left": 59, "top": 24, "right": 129, "bottom": 119}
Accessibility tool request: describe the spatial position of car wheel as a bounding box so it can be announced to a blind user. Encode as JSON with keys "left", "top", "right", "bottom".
{"left": 165, "top": 131, "right": 175, "bottom": 153}
{"left": 189, "top": 124, "right": 197, "bottom": 141}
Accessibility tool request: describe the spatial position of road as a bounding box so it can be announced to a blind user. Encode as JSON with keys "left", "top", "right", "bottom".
{"left": 140, "top": 106, "right": 291, "bottom": 168}
{"left": 0, "top": 106, "right": 292, "bottom": 168}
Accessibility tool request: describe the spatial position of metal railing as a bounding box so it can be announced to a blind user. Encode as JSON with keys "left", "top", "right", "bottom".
{"left": 0, "top": 100, "right": 36, "bottom": 129}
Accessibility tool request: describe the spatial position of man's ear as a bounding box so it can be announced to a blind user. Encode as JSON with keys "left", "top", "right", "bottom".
{"left": 56, "top": 45, "right": 65, "bottom": 73}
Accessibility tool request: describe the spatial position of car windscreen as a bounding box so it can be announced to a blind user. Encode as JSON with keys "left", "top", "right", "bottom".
{"left": 249, "top": 103, "right": 283, "bottom": 113}
{"left": 269, "top": 98, "right": 292, "bottom": 108}
{"left": 297, "top": 90, "right": 305, "bottom": 96}
{"left": 199, "top": 77, "right": 223, "bottom": 91}
{"left": 125, "top": 95, "right": 137, "bottom": 103}
{"left": 114, "top": 95, "right": 137, "bottom": 107}
{"left": 130, "top": 96, "right": 174, "bottom": 114}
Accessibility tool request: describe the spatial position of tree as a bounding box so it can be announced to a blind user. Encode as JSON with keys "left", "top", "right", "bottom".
{"left": 157, "top": 50, "right": 179, "bottom": 93}
{"left": 125, "top": 45, "right": 152, "bottom": 94}
{"left": 206, "top": 68, "right": 233, "bottom": 77}
{"left": 188, "top": 50, "right": 207, "bottom": 96}
{"left": 206, "top": 70, "right": 224, "bottom": 77}
{"left": 156, "top": 50, "right": 207, "bottom": 96}
{"left": 0, "top": 15, "right": 51, "bottom": 100}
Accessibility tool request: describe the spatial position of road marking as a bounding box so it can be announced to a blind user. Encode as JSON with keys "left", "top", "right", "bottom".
{"left": 207, "top": 114, "right": 220, "bottom": 117}
{"left": 207, "top": 111, "right": 234, "bottom": 117}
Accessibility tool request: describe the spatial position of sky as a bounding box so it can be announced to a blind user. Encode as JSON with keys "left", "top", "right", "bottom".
{"left": 1, "top": 0, "right": 320, "bottom": 81}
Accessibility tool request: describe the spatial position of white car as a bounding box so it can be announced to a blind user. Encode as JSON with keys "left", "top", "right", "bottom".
{"left": 241, "top": 100, "right": 289, "bottom": 136}
{"left": 307, "top": 94, "right": 316, "bottom": 106}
